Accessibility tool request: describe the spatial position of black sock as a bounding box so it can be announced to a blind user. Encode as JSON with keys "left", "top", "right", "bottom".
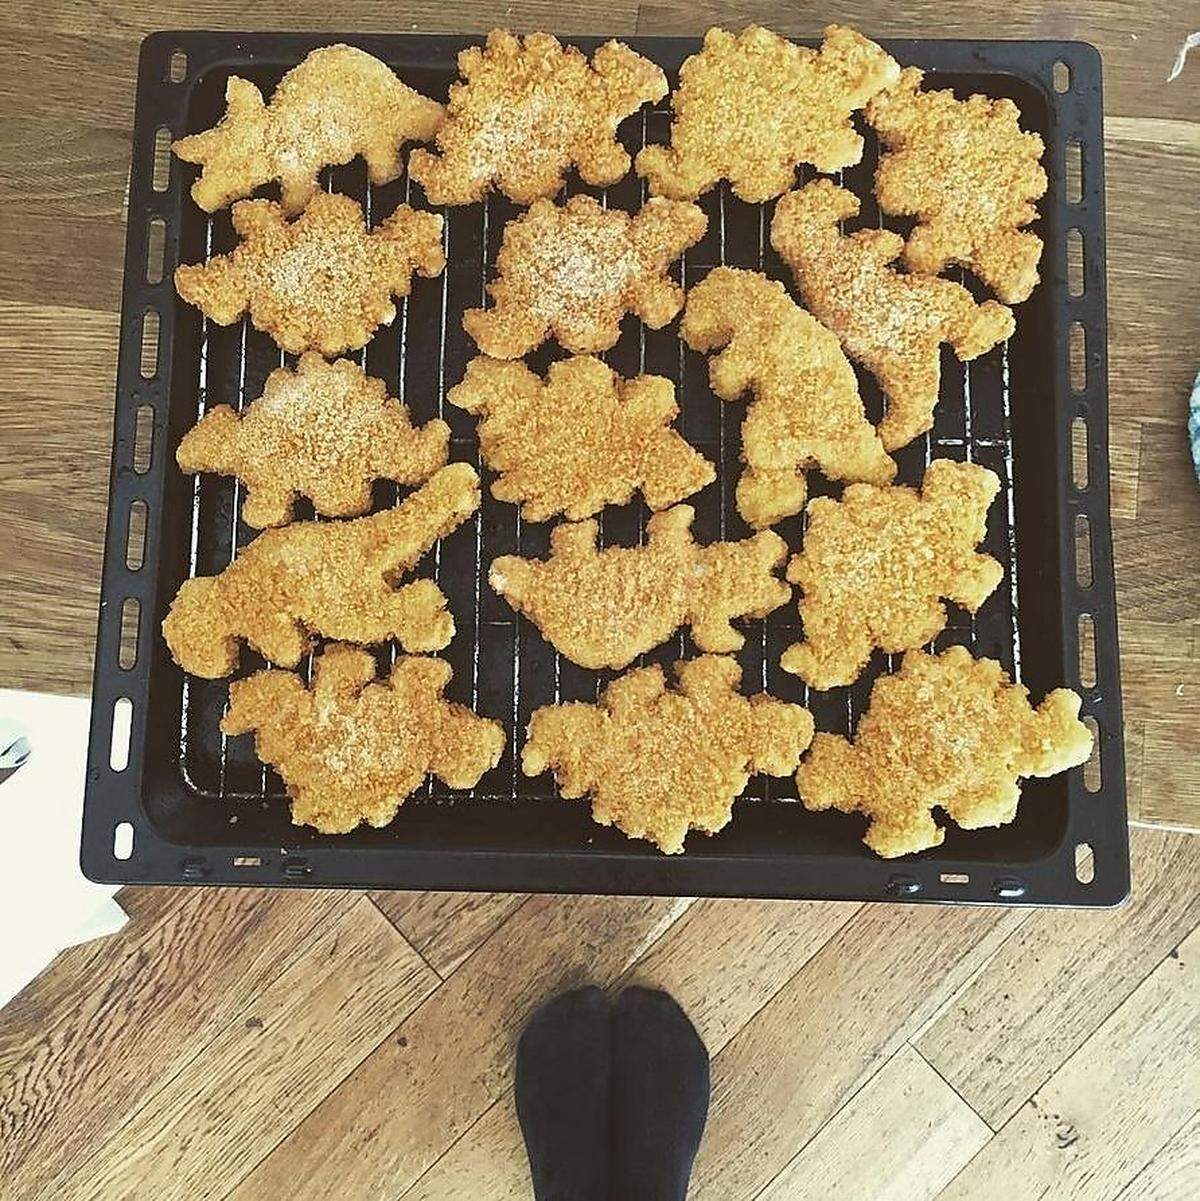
{"left": 515, "top": 985, "right": 612, "bottom": 1201}
{"left": 610, "top": 986, "right": 711, "bottom": 1201}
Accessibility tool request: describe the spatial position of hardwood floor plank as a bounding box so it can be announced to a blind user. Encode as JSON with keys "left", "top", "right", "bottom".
{"left": 1112, "top": 1113, "right": 1199, "bottom": 1201}
{"left": 402, "top": 1097, "right": 529, "bottom": 1201}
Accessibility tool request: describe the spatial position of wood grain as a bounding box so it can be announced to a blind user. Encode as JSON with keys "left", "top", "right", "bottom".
{"left": 1112, "top": 1113, "right": 1200, "bottom": 1201}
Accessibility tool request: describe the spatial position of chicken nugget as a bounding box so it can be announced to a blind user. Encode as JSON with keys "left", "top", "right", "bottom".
{"left": 867, "top": 68, "right": 1048, "bottom": 304}
{"left": 409, "top": 30, "right": 666, "bottom": 205}
{"left": 635, "top": 24, "right": 899, "bottom": 203}
{"left": 175, "top": 192, "right": 445, "bottom": 356}
{"left": 447, "top": 355, "right": 714, "bottom": 521}
{"left": 177, "top": 353, "right": 450, "bottom": 528}
{"left": 173, "top": 45, "right": 444, "bottom": 214}
{"left": 681, "top": 267, "right": 895, "bottom": 528}
{"left": 524, "top": 655, "right": 814, "bottom": 853}
{"left": 771, "top": 179, "right": 1015, "bottom": 451}
{"left": 490, "top": 505, "right": 790, "bottom": 670}
{"left": 782, "top": 460, "right": 1003, "bottom": 689}
{"left": 462, "top": 194, "right": 706, "bottom": 358}
{"left": 797, "top": 646, "right": 1093, "bottom": 857}
{"left": 223, "top": 645, "right": 504, "bottom": 833}
{"left": 163, "top": 463, "right": 479, "bottom": 678}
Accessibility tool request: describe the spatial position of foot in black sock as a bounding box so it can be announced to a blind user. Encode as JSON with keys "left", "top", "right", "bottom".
{"left": 611, "top": 986, "right": 711, "bottom": 1201}
{"left": 516, "top": 985, "right": 612, "bottom": 1201}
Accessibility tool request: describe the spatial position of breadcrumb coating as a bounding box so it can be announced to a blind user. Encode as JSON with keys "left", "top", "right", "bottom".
{"left": 448, "top": 355, "right": 713, "bottom": 521}
{"left": 681, "top": 267, "right": 895, "bottom": 528}
{"left": 868, "top": 67, "right": 1047, "bottom": 304}
{"left": 524, "top": 655, "right": 814, "bottom": 853}
{"left": 462, "top": 194, "right": 706, "bottom": 357}
{"left": 173, "top": 45, "right": 444, "bottom": 214}
{"left": 635, "top": 24, "right": 899, "bottom": 202}
{"left": 770, "top": 179, "right": 1015, "bottom": 451}
{"left": 409, "top": 29, "right": 666, "bottom": 205}
{"left": 175, "top": 192, "right": 445, "bottom": 356}
{"left": 797, "top": 646, "right": 1093, "bottom": 857}
{"left": 490, "top": 505, "right": 790, "bottom": 670}
{"left": 223, "top": 646, "right": 504, "bottom": 833}
{"left": 781, "top": 460, "right": 1003, "bottom": 689}
{"left": 177, "top": 353, "right": 449, "bottom": 528}
{"left": 162, "top": 463, "right": 480, "bottom": 678}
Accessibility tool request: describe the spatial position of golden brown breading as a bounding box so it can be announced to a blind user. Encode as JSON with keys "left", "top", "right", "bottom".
{"left": 867, "top": 67, "right": 1048, "bottom": 304}
{"left": 523, "top": 655, "right": 814, "bottom": 853}
{"left": 462, "top": 194, "right": 706, "bottom": 357}
{"left": 681, "top": 267, "right": 895, "bottom": 528}
{"left": 409, "top": 29, "right": 666, "bottom": 205}
{"left": 490, "top": 505, "right": 790, "bottom": 669}
{"left": 173, "top": 45, "right": 444, "bottom": 214}
{"left": 796, "top": 646, "right": 1093, "bottom": 857}
{"left": 177, "top": 353, "right": 450, "bottom": 528}
{"left": 781, "top": 460, "right": 1003, "bottom": 689}
{"left": 174, "top": 192, "right": 445, "bottom": 356}
{"left": 635, "top": 24, "right": 899, "bottom": 202}
{"left": 222, "top": 645, "right": 504, "bottom": 833}
{"left": 770, "top": 180, "right": 1015, "bottom": 451}
{"left": 163, "top": 463, "right": 479, "bottom": 678}
{"left": 447, "top": 355, "right": 714, "bottom": 521}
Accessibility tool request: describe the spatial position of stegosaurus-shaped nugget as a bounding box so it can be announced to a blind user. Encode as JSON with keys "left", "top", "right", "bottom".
{"left": 463, "top": 194, "right": 706, "bottom": 358}
{"left": 163, "top": 463, "right": 479, "bottom": 678}
{"left": 782, "top": 460, "right": 1003, "bottom": 689}
{"left": 490, "top": 505, "right": 790, "bottom": 669}
{"left": 409, "top": 29, "right": 666, "bottom": 205}
{"left": 173, "top": 44, "right": 444, "bottom": 214}
{"left": 447, "top": 355, "right": 714, "bottom": 521}
{"left": 797, "top": 646, "right": 1093, "bottom": 857}
{"left": 175, "top": 192, "right": 445, "bottom": 356}
{"left": 177, "top": 353, "right": 450, "bottom": 527}
{"left": 635, "top": 24, "right": 899, "bottom": 202}
{"left": 681, "top": 267, "right": 895, "bottom": 528}
{"left": 524, "top": 655, "right": 814, "bottom": 853}
{"left": 867, "top": 67, "right": 1048, "bottom": 304}
{"left": 223, "top": 645, "right": 505, "bottom": 833}
{"left": 771, "top": 180, "right": 1015, "bottom": 451}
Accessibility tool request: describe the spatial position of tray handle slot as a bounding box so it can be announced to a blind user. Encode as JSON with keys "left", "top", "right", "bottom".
{"left": 152, "top": 126, "right": 172, "bottom": 192}
{"left": 126, "top": 499, "right": 148, "bottom": 570}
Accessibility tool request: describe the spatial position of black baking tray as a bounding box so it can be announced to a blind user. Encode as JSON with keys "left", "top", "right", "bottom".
{"left": 81, "top": 30, "right": 1128, "bottom": 904}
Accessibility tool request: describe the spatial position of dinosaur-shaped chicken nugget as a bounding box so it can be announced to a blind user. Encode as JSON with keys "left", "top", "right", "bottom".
{"left": 409, "top": 30, "right": 666, "bottom": 205}
{"left": 463, "top": 194, "right": 706, "bottom": 357}
{"left": 163, "top": 463, "right": 479, "bottom": 678}
{"left": 175, "top": 192, "right": 445, "bottom": 356}
{"left": 771, "top": 180, "right": 1015, "bottom": 450}
{"left": 867, "top": 68, "right": 1048, "bottom": 304}
{"left": 797, "top": 646, "right": 1093, "bottom": 857}
{"left": 447, "top": 355, "right": 714, "bottom": 521}
{"left": 223, "top": 645, "right": 504, "bottom": 833}
{"left": 782, "top": 460, "right": 1003, "bottom": 689}
{"left": 490, "top": 506, "right": 790, "bottom": 669}
{"left": 681, "top": 267, "right": 895, "bottom": 528}
{"left": 524, "top": 655, "right": 814, "bottom": 853}
{"left": 177, "top": 354, "right": 450, "bottom": 527}
{"left": 635, "top": 24, "right": 899, "bottom": 202}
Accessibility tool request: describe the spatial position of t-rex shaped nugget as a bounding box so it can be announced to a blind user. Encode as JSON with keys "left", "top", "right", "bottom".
{"left": 797, "top": 646, "right": 1093, "bottom": 858}
{"left": 867, "top": 68, "right": 1048, "bottom": 304}
{"left": 462, "top": 194, "right": 707, "bottom": 357}
{"left": 447, "top": 355, "right": 714, "bottom": 521}
{"left": 175, "top": 191, "right": 445, "bottom": 356}
{"left": 223, "top": 646, "right": 505, "bottom": 833}
{"left": 524, "top": 655, "right": 814, "bottom": 854}
{"left": 490, "top": 505, "right": 790, "bottom": 669}
{"left": 408, "top": 30, "right": 667, "bottom": 206}
{"left": 163, "top": 463, "right": 479, "bottom": 678}
{"left": 635, "top": 24, "right": 899, "bottom": 202}
{"left": 781, "top": 459, "right": 1003, "bottom": 689}
{"left": 770, "top": 180, "right": 1015, "bottom": 451}
{"left": 177, "top": 353, "right": 450, "bottom": 528}
{"left": 173, "top": 44, "right": 444, "bottom": 214}
{"left": 681, "top": 267, "right": 895, "bottom": 528}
